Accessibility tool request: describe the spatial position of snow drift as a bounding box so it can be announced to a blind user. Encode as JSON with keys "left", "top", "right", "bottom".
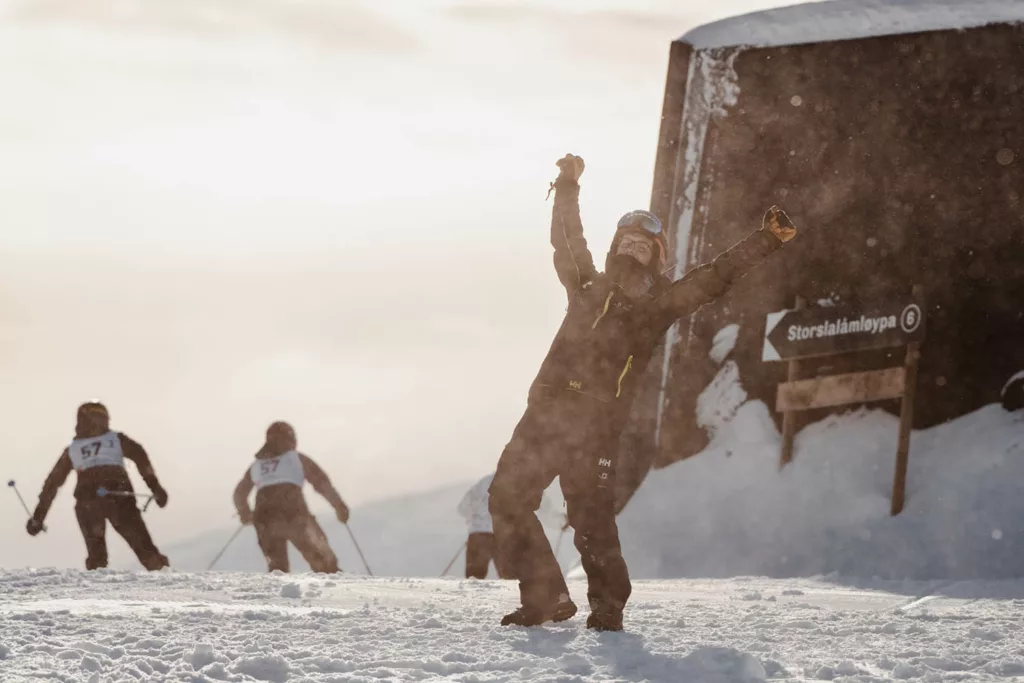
{"left": 619, "top": 399, "right": 1024, "bottom": 581}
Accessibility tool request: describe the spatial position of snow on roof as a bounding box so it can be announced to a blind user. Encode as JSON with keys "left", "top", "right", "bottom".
{"left": 681, "top": 0, "right": 1024, "bottom": 49}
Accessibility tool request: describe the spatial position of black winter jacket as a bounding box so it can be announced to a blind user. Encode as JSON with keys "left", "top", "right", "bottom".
{"left": 528, "top": 177, "right": 782, "bottom": 409}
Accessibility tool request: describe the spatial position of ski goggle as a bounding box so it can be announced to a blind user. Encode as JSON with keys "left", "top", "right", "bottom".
{"left": 616, "top": 210, "right": 667, "bottom": 266}
{"left": 616, "top": 210, "right": 663, "bottom": 236}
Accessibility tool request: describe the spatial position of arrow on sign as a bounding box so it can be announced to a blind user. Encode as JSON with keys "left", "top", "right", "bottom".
{"left": 762, "top": 310, "right": 789, "bottom": 362}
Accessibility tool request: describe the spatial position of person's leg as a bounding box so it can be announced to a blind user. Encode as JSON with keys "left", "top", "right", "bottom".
{"left": 108, "top": 498, "right": 169, "bottom": 570}
{"left": 74, "top": 499, "right": 108, "bottom": 570}
{"left": 255, "top": 515, "right": 290, "bottom": 573}
{"left": 487, "top": 532, "right": 517, "bottom": 580}
{"left": 465, "top": 532, "right": 490, "bottom": 579}
{"left": 561, "top": 413, "right": 631, "bottom": 631}
{"left": 290, "top": 514, "right": 340, "bottom": 573}
{"left": 489, "top": 404, "right": 573, "bottom": 624}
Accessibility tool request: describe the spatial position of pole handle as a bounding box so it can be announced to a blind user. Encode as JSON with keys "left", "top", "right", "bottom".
{"left": 8, "top": 480, "right": 46, "bottom": 532}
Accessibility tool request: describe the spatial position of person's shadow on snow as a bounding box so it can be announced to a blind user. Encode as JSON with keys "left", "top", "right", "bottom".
{"left": 588, "top": 633, "right": 766, "bottom": 683}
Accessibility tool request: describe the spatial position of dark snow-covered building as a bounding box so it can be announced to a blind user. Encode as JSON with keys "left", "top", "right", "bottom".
{"left": 635, "top": 0, "right": 1024, "bottom": 476}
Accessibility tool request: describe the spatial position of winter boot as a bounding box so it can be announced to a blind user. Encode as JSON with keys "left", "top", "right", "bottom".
{"left": 586, "top": 608, "right": 623, "bottom": 632}
{"left": 501, "top": 594, "right": 577, "bottom": 627}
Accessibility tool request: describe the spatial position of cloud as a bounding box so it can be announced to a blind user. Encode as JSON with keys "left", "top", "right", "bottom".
{"left": 446, "top": 3, "right": 697, "bottom": 37}
{"left": 448, "top": 3, "right": 676, "bottom": 29}
{"left": 445, "top": 3, "right": 702, "bottom": 69}
{"left": 7, "top": 0, "right": 420, "bottom": 53}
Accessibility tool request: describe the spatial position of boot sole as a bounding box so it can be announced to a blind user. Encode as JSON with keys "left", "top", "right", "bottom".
{"left": 501, "top": 602, "right": 578, "bottom": 627}
{"left": 551, "top": 603, "right": 578, "bottom": 623}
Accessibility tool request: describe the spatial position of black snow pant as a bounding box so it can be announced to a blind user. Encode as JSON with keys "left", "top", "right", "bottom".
{"left": 489, "top": 393, "right": 631, "bottom": 615}
{"left": 75, "top": 497, "right": 169, "bottom": 571}
{"left": 466, "top": 532, "right": 515, "bottom": 580}
{"left": 254, "top": 512, "right": 339, "bottom": 574}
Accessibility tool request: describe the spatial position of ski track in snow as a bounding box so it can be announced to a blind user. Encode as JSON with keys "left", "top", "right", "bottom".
{"left": 3, "top": 570, "right": 1024, "bottom": 682}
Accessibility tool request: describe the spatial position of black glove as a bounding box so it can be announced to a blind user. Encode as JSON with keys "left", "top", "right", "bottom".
{"left": 335, "top": 503, "right": 350, "bottom": 524}
{"left": 26, "top": 517, "right": 44, "bottom": 536}
{"left": 764, "top": 205, "right": 797, "bottom": 243}
{"left": 555, "top": 153, "right": 585, "bottom": 182}
{"left": 153, "top": 486, "right": 168, "bottom": 509}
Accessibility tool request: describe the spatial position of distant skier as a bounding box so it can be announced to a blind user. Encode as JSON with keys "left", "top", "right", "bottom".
{"left": 233, "top": 421, "right": 349, "bottom": 574}
{"left": 25, "top": 401, "right": 170, "bottom": 570}
{"left": 489, "top": 154, "right": 796, "bottom": 631}
{"left": 457, "top": 473, "right": 515, "bottom": 579}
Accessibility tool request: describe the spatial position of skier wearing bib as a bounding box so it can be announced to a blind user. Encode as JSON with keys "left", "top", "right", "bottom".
{"left": 489, "top": 154, "right": 797, "bottom": 631}
{"left": 233, "top": 421, "right": 349, "bottom": 574}
{"left": 25, "top": 401, "right": 170, "bottom": 570}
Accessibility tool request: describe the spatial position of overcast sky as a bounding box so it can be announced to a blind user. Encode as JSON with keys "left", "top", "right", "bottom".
{"left": 0, "top": 0, "right": 802, "bottom": 568}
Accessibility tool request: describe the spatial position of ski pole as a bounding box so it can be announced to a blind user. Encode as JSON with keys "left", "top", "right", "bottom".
{"left": 207, "top": 524, "right": 245, "bottom": 571}
{"left": 344, "top": 524, "right": 373, "bottom": 576}
{"left": 441, "top": 541, "right": 467, "bottom": 577}
{"left": 553, "top": 518, "right": 570, "bottom": 572}
{"left": 554, "top": 526, "right": 567, "bottom": 560}
{"left": 97, "top": 487, "right": 155, "bottom": 511}
{"left": 8, "top": 480, "right": 31, "bottom": 516}
{"left": 8, "top": 480, "right": 46, "bottom": 531}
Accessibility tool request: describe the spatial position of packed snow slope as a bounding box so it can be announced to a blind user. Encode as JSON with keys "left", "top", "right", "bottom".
{"left": 4, "top": 568, "right": 1024, "bottom": 682}
{"left": 619, "top": 401, "right": 1024, "bottom": 581}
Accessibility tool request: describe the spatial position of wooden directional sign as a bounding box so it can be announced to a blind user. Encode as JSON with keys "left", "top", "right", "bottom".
{"left": 776, "top": 367, "right": 907, "bottom": 412}
{"left": 767, "top": 287, "right": 926, "bottom": 517}
{"left": 762, "top": 299, "right": 925, "bottom": 362}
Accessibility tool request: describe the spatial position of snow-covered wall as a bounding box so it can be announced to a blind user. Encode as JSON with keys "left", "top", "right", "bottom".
{"left": 682, "top": 0, "right": 1024, "bottom": 49}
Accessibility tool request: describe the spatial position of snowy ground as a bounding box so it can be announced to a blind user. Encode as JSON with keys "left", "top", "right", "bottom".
{"left": 3, "top": 569, "right": 1024, "bottom": 682}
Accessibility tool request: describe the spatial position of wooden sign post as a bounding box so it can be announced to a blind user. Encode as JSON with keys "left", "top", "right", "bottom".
{"left": 763, "top": 286, "right": 925, "bottom": 515}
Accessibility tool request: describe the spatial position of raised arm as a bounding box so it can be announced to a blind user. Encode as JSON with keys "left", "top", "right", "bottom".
{"left": 119, "top": 433, "right": 168, "bottom": 508}
{"left": 300, "top": 454, "right": 349, "bottom": 523}
{"left": 28, "top": 449, "right": 73, "bottom": 532}
{"left": 650, "top": 206, "right": 796, "bottom": 332}
{"left": 549, "top": 154, "right": 597, "bottom": 299}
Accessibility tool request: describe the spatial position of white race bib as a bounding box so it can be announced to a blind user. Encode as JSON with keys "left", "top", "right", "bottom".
{"left": 69, "top": 432, "right": 125, "bottom": 471}
{"left": 250, "top": 450, "right": 305, "bottom": 490}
